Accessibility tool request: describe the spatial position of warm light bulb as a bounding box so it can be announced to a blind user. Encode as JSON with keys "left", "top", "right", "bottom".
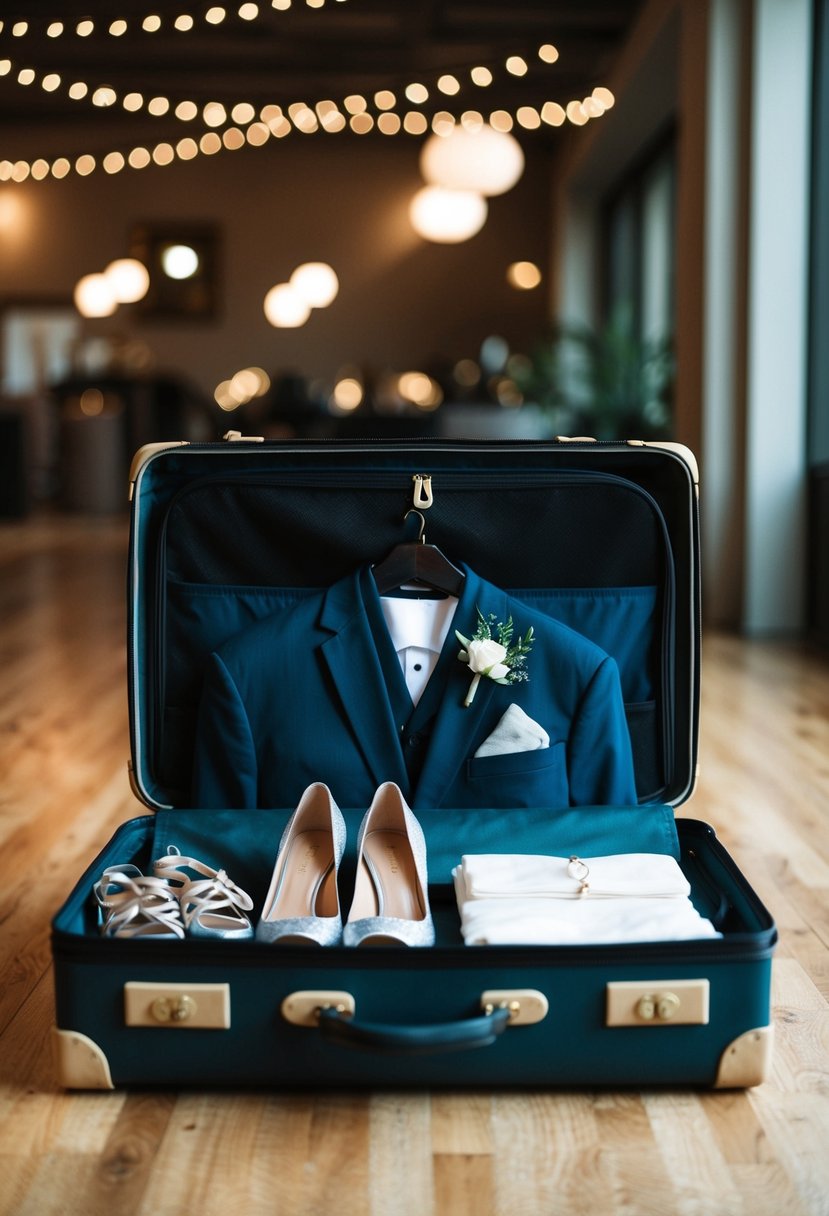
{"left": 541, "top": 102, "right": 566, "bottom": 127}
{"left": 437, "top": 74, "right": 460, "bottom": 96}
{"left": 409, "top": 186, "right": 488, "bottom": 244}
{"left": 263, "top": 283, "right": 311, "bottom": 327}
{"left": 420, "top": 125, "right": 524, "bottom": 196}
{"left": 161, "top": 244, "right": 200, "bottom": 279}
{"left": 290, "top": 262, "right": 339, "bottom": 307}
{"left": 404, "top": 112, "right": 428, "bottom": 135}
{"left": 506, "top": 261, "right": 542, "bottom": 290}
{"left": 104, "top": 258, "right": 150, "bottom": 302}
{"left": 74, "top": 273, "right": 118, "bottom": 317}
{"left": 566, "top": 100, "right": 588, "bottom": 126}
{"left": 398, "top": 372, "right": 443, "bottom": 409}
{"left": 331, "top": 378, "right": 363, "bottom": 411}
{"left": 516, "top": 106, "right": 540, "bottom": 130}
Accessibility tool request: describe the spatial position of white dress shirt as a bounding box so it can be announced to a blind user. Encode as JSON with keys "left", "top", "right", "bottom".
{"left": 380, "top": 594, "right": 458, "bottom": 705}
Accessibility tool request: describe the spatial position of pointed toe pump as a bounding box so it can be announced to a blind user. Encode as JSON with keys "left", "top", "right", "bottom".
{"left": 344, "top": 782, "right": 435, "bottom": 947}
{"left": 256, "top": 782, "right": 346, "bottom": 946}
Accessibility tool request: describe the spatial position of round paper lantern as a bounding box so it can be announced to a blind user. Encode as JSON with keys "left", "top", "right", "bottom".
{"left": 263, "top": 283, "right": 311, "bottom": 328}
{"left": 74, "top": 273, "right": 118, "bottom": 317}
{"left": 419, "top": 125, "right": 524, "bottom": 197}
{"left": 104, "top": 258, "right": 150, "bottom": 303}
{"left": 290, "top": 262, "right": 339, "bottom": 308}
{"left": 409, "top": 186, "right": 488, "bottom": 244}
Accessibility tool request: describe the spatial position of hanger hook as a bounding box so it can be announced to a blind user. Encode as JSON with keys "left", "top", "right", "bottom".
{"left": 403, "top": 508, "right": 426, "bottom": 543}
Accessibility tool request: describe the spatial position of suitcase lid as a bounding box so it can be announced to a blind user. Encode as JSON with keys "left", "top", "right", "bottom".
{"left": 127, "top": 436, "right": 700, "bottom": 812}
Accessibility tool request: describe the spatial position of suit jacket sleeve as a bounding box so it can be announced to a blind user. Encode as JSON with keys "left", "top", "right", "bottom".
{"left": 567, "top": 656, "right": 638, "bottom": 806}
{"left": 191, "top": 652, "right": 258, "bottom": 808}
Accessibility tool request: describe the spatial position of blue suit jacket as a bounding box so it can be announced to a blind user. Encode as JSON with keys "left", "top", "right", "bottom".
{"left": 191, "top": 565, "right": 638, "bottom": 811}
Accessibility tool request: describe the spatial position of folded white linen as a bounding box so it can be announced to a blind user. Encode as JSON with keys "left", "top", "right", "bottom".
{"left": 473, "top": 703, "right": 550, "bottom": 759}
{"left": 457, "top": 852, "right": 692, "bottom": 901}
{"left": 452, "top": 878, "right": 722, "bottom": 945}
{"left": 452, "top": 853, "right": 721, "bottom": 945}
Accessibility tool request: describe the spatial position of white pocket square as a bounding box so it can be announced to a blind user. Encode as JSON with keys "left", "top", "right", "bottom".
{"left": 474, "top": 703, "right": 550, "bottom": 759}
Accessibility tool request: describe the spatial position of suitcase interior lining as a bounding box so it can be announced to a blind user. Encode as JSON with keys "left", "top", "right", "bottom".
{"left": 144, "top": 467, "right": 676, "bottom": 808}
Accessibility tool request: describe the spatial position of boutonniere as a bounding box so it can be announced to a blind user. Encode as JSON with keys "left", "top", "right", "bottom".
{"left": 455, "top": 610, "right": 534, "bottom": 707}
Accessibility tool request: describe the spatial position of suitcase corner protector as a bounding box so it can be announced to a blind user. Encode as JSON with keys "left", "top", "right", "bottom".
{"left": 52, "top": 1026, "right": 115, "bottom": 1090}
{"left": 713, "top": 1024, "right": 774, "bottom": 1088}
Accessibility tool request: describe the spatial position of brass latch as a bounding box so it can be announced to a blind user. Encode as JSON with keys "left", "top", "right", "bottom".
{"left": 606, "top": 979, "right": 710, "bottom": 1027}
{"left": 124, "top": 981, "right": 231, "bottom": 1029}
{"left": 150, "top": 995, "right": 196, "bottom": 1024}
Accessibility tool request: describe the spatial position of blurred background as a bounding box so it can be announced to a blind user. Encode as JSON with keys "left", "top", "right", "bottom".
{"left": 0, "top": 0, "right": 827, "bottom": 640}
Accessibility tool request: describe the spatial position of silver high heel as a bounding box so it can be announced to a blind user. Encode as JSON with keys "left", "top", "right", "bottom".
{"left": 256, "top": 782, "right": 346, "bottom": 946}
{"left": 343, "top": 782, "right": 435, "bottom": 947}
{"left": 153, "top": 848, "right": 255, "bottom": 940}
{"left": 94, "top": 865, "right": 186, "bottom": 940}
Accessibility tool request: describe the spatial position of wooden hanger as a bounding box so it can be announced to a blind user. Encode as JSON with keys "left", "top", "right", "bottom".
{"left": 372, "top": 510, "right": 465, "bottom": 597}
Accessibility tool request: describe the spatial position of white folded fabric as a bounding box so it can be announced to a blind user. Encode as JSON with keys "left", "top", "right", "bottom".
{"left": 452, "top": 853, "right": 721, "bottom": 946}
{"left": 458, "top": 852, "right": 691, "bottom": 900}
{"left": 473, "top": 703, "right": 550, "bottom": 759}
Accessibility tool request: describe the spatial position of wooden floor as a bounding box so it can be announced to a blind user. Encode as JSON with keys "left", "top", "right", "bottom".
{"left": 0, "top": 513, "right": 827, "bottom": 1216}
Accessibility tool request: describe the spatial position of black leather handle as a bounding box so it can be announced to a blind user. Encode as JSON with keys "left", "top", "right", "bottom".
{"left": 318, "top": 1004, "right": 511, "bottom": 1056}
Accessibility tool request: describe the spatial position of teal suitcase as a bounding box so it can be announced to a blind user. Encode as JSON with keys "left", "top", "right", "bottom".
{"left": 51, "top": 437, "right": 776, "bottom": 1089}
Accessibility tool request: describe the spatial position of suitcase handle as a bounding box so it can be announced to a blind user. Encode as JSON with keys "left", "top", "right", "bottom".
{"left": 317, "top": 1004, "right": 511, "bottom": 1056}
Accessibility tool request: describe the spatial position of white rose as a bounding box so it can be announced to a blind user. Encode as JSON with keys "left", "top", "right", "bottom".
{"left": 466, "top": 638, "right": 509, "bottom": 679}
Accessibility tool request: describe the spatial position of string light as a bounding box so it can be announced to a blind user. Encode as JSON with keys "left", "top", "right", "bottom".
{"left": 0, "top": 39, "right": 578, "bottom": 137}
{"left": 0, "top": 1, "right": 342, "bottom": 41}
{"left": 0, "top": 39, "right": 615, "bottom": 185}
{"left": 0, "top": 84, "right": 613, "bottom": 183}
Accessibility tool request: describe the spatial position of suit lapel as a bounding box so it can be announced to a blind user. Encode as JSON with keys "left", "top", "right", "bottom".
{"left": 319, "top": 569, "right": 410, "bottom": 794}
{"left": 412, "top": 571, "right": 509, "bottom": 809}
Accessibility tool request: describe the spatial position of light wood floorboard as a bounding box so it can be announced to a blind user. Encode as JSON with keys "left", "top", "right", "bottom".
{"left": 0, "top": 514, "right": 827, "bottom": 1216}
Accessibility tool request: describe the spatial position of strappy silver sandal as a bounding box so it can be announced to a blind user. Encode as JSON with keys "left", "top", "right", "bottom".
{"left": 94, "top": 865, "right": 186, "bottom": 940}
{"left": 153, "top": 847, "right": 255, "bottom": 940}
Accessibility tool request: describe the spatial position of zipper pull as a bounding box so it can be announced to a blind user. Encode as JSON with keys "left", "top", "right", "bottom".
{"left": 412, "top": 473, "right": 433, "bottom": 510}
{"left": 223, "top": 430, "right": 264, "bottom": 443}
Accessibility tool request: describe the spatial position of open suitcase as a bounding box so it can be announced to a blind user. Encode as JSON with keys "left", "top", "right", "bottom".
{"left": 51, "top": 436, "right": 776, "bottom": 1089}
